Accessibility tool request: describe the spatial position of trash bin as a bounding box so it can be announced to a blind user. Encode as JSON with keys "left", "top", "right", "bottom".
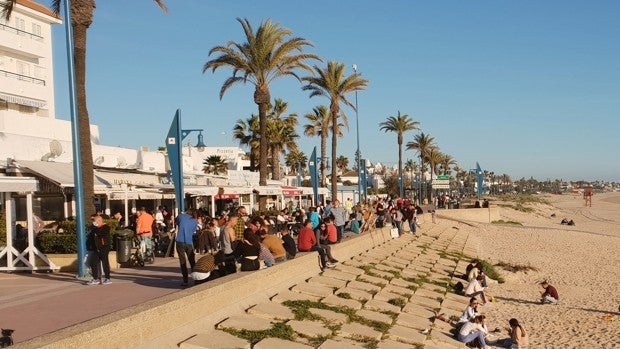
{"left": 115, "top": 229, "right": 134, "bottom": 263}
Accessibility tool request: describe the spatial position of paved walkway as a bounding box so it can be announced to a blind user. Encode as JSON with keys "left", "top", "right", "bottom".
{"left": 0, "top": 255, "right": 186, "bottom": 344}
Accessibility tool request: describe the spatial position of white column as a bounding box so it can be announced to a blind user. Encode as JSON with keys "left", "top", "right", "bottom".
{"left": 26, "top": 192, "right": 35, "bottom": 266}
{"left": 210, "top": 195, "right": 215, "bottom": 217}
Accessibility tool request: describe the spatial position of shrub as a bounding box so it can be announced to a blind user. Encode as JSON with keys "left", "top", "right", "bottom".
{"left": 0, "top": 210, "right": 6, "bottom": 246}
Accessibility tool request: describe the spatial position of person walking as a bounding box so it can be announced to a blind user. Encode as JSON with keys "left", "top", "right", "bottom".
{"left": 331, "top": 200, "right": 347, "bottom": 242}
{"left": 135, "top": 207, "right": 155, "bottom": 262}
{"left": 175, "top": 208, "right": 198, "bottom": 287}
{"left": 86, "top": 215, "right": 112, "bottom": 285}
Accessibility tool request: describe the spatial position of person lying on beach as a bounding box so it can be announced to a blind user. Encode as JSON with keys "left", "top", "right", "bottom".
{"left": 560, "top": 218, "right": 569, "bottom": 225}
{"left": 540, "top": 280, "right": 559, "bottom": 304}
{"left": 502, "top": 318, "right": 529, "bottom": 348}
{"left": 457, "top": 315, "right": 491, "bottom": 349}
{"left": 465, "top": 275, "right": 489, "bottom": 305}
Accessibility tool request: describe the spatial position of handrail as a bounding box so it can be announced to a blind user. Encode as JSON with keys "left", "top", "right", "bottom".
{"left": 0, "top": 22, "right": 43, "bottom": 41}
{"left": 0, "top": 69, "right": 46, "bottom": 85}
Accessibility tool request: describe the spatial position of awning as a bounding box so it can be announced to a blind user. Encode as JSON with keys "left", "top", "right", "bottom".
{"left": 94, "top": 170, "right": 161, "bottom": 187}
{"left": 186, "top": 186, "right": 219, "bottom": 196}
{"left": 0, "top": 176, "right": 39, "bottom": 192}
{"left": 301, "top": 187, "right": 329, "bottom": 195}
{"left": 281, "top": 186, "right": 302, "bottom": 196}
{"left": 15, "top": 160, "right": 109, "bottom": 189}
{"left": 0, "top": 93, "right": 47, "bottom": 108}
{"left": 254, "top": 186, "right": 282, "bottom": 196}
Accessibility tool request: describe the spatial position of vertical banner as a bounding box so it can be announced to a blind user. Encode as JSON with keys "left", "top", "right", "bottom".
{"left": 361, "top": 159, "right": 368, "bottom": 203}
{"left": 476, "top": 162, "right": 483, "bottom": 200}
{"left": 166, "top": 109, "right": 185, "bottom": 212}
{"left": 309, "top": 147, "right": 318, "bottom": 205}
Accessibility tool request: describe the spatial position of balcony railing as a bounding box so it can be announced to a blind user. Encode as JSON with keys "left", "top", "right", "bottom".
{"left": 0, "top": 69, "right": 46, "bottom": 85}
{"left": 0, "top": 23, "right": 43, "bottom": 41}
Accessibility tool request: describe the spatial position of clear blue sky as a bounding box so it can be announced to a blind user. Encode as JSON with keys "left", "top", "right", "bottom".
{"left": 50, "top": 0, "right": 620, "bottom": 182}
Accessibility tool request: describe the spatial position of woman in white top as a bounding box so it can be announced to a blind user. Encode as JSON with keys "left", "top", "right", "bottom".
{"left": 458, "top": 315, "right": 490, "bottom": 349}
{"left": 458, "top": 297, "right": 480, "bottom": 323}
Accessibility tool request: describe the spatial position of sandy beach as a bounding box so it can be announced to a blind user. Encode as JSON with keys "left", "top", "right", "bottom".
{"left": 462, "top": 192, "right": 620, "bottom": 348}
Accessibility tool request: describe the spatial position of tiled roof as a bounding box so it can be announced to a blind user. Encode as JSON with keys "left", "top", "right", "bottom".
{"left": 16, "top": 0, "right": 60, "bottom": 20}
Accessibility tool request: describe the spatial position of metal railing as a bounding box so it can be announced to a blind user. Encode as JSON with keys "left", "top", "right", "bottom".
{"left": 0, "top": 23, "right": 43, "bottom": 41}
{"left": 0, "top": 69, "right": 46, "bottom": 85}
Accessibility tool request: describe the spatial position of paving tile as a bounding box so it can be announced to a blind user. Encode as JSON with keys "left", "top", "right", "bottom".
{"left": 387, "top": 324, "right": 427, "bottom": 344}
{"left": 414, "top": 287, "right": 444, "bottom": 300}
{"left": 374, "top": 263, "right": 402, "bottom": 274}
{"left": 395, "top": 312, "right": 432, "bottom": 330}
{"left": 292, "top": 283, "right": 335, "bottom": 298}
{"left": 418, "top": 282, "right": 446, "bottom": 293}
{"left": 401, "top": 303, "right": 437, "bottom": 319}
{"left": 334, "top": 264, "right": 365, "bottom": 276}
{"left": 318, "top": 338, "right": 366, "bottom": 349}
{"left": 247, "top": 301, "right": 295, "bottom": 320}
{"left": 254, "top": 337, "right": 314, "bottom": 349}
{"left": 366, "top": 269, "right": 394, "bottom": 280}
{"left": 217, "top": 315, "right": 272, "bottom": 331}
{"left": 383, "top": 284, "right": 414, "bottom": 298}
{"left": 323, "top": 294, "right": 363, "bottom": 310}
{"left": 335, "top": 287, "right": 374, "bottom": 302}
{"left": 372, "top": 290, "right": 408, "bottom": 303}
{"left": 322, "top": 269, "right": 359, "bottom": 281}
{"left": 389, "top": 277, "right": 416, "bottom": 289}
{"left": 441, "top": 299, "right": 467, "bottom": 312}
{"left": 408, "top": 295, "right": 442, "bottom": 309}
{"left": 308, "top": 275, "right": 348, "bottom": 289}
{"left": 288, "top": 320, "right": 332, "bottom": 338}
{"left": 383, "top": 260, "right": 406, "bottom": 270}
{"left": 356, "top": 274, "right": 388, "bottom": 287}
{"left": 308, "top": 308, "right": 348, "bottom": 324}
{"left": 364, "top": 299, "right": 402, "bottom": 313}
{"left": 339, "top": 322, "right": 382, "bottom": 340}
{"left": 355, "top": 309, "right": 393, "bottom": 324}
{"left": 347, "top": 280, "right": 382, "bottom": 293}
{"left": 271, "top": 290, "right": 322, "bottom": 303}
{"left": 343, "top": 259, "right": 367, "bottom": 268}
{"left": 387, "top": 256, "right": 411, "bottom": 265}
{"left": 179, "top": 330, "right": 250, "bottom": 349}
{"left": 376, "top": 339, "right": 412, "bottom": 349}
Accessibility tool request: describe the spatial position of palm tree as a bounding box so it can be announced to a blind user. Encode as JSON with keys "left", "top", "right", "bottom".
{"left": 204, "top": 18, "right": 319, "bottom": 209}
{"left": 379, "top": 111, "right": 420, "bottom": 198}
{"left": 2, "top": 0, "right": 167, "bottom": 218}
{"left": 302, "top": 61, "right": 368, "bottom": 200}
{"left": 284, "top": 150, "right": 307, "bottom": 176}
{"left": 267, "top": 99, "right": 298, "bottom": 180}
{"left": 406, "top": 132, "right": 436, "bottom": 204}
{"left": 303, "top": 105, "right": 346, "bottom": 187}
{"left": 439, "top": 154, "right": 457, "bottom": 175}
{"left": 202, "top": 155, "right": 228, "bottom": 175}
{"left": 336, "top": 155, "right": 349, "bottom": 173}
{"left": 232, "top": 115, "right": 259, "bottom": 171}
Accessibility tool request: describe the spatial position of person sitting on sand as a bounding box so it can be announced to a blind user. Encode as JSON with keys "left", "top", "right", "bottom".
{"left": 503, "top": 318, "right": 529, "bottom": 348}
{"left": 458, "top": 315, "right": 490, "bottom": 349}
{"left": 458, "top": 297, "right": 481, "bottom": 324}
{"left": 567, "top": 219, "right": 575, "bottom": 226}
{"left": 560, "top": 218, "right": 568, "bottom": 225}
{"left": 465, "top": 274, "right": 489, "bottom": 304}
{"left": 540, "top": 280, "right": 559, "bottom": 304}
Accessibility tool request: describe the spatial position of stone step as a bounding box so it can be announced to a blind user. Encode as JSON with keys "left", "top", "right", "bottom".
{"left": 323, "top": 294, "right": 363, "bottom": 310}
{"left": 309, "top": 308, "right": 348, "bottom": 324}
{"left": 339, "top": 322, "right": 382, "bottom": 340}
{"left": 271, "top": 290, "right": 322, "bottom": 303}
{"left": 247, "top": 301, "right": 295, "bottom": 321}
{"left": 179, "top": 330, "right": 250, "bottom": 349}
{"left": 291, "top": 283, "right": 334, "bottom": 298}
{"left": 254, "top": 337, "right": 313, "bottom": 349}
{"left": 318, "top": 338, "right": 366, "bottom": 349}
{"left": 335, "top": 287, "right": 374, "bottom": 302}
{"left": 308, "top": 275, "right": 348, "bottom": 289}
{"left": 386, "top": 324, "right": 427, "bottom": 345}
{"left": 347, "top": 280, "right": 382, "bottom": 293}
{"left": 364, "top": 299, "right": 402, "bottom": 313}
{"left": 216, "top": 314, "right": 272, "bottom": 331}
{"left": 355, "top": 308, "right": 393, "bottom": 324}
{"left": 287, "top": 320, "right": 332, "bottom": 338}
{"left": 395, "top": 312, "right": 433, "bottom": 330}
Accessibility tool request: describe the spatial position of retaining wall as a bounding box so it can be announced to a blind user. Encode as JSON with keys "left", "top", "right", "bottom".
{"left": 17, "top": 227, "right": 394, "bottom": 349}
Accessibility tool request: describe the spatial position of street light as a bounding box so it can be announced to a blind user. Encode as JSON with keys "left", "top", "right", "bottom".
{"left": 166, "top": 110, "right": 205, "bottom": 213}
{"left": 352, "top": 64, "right": 362, "bottom": 204}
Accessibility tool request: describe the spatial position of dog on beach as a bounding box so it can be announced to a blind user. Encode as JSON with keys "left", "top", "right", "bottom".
{"left": 0, "top": 329, "right": 14, "bottom": 348}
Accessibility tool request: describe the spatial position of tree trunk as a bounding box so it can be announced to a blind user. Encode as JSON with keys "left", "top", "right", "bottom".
{"left": 272, "top": 146, "right": 281, "bottom": 180}
{"left": 398, "top": 134, "right": 403, "bottom": 198}
{"left": 72, "top": 0, "right": 95, "bottom": 219}
{"left": 320, "top": 133, "right": 327, "bottom": 187}
{"left": 255, "top": 85, "right": 270, "bottom": 210}
{"left": 330, "top": 106, "right": 338, "bottom": 201}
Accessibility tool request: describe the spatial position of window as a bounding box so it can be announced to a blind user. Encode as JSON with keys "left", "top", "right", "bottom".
{"left": 34, "top": 66, "right": 44, "bottom": 79}
{"left": 17, "top": 61, "right": 30, "bottom": 76}
{"left": 31, "top": 23, "right": 41, "bottom": 37}
{"left": 15, "top": 17, "right": 25, "bottom": 32}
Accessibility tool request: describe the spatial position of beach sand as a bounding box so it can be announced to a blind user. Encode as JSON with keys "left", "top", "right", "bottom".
{"left": 460, "top": 192, "right": 620, "bottom": 348}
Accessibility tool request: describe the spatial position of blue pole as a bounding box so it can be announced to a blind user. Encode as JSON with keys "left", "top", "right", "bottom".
{"left": 63, "top": 0, "right": 87, "bottom": 278}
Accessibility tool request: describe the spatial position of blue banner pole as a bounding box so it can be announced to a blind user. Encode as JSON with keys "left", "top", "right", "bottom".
{"left": 63, "top": 0, "right": 87, "bottom": 278}
{"left": 166, "top": 110, "right": 185, "bottom": 213}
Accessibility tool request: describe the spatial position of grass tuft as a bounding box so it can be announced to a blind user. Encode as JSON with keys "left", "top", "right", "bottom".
{"left": 222, "top": 322, "right": 293, "bottom": 344}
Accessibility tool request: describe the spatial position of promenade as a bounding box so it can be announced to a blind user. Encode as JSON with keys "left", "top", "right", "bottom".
{"left": 3, "top": 217, "right": 479, "bottom": 348}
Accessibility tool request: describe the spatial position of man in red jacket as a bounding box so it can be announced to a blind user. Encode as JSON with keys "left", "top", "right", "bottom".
{"left": 297, "top": 220, "right": 334, "bottom": 270}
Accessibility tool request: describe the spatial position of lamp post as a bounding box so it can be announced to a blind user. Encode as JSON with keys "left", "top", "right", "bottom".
{"left": 165, "top": 109, "right": 206, "bottom": 213}
{"left": 352, "top": 64, "right": 361, "bottom": 204}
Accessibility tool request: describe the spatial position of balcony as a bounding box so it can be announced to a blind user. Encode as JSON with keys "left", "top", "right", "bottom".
{"left": 0, "top": 23, "right": 45, "bottom": 58}
{"left": 0, "top": 70, "right": 47, "bottom": 102}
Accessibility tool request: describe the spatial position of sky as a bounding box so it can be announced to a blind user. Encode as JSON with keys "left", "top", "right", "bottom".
{"left": 49, "top": 0, "right": 620, "bottom": 182}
